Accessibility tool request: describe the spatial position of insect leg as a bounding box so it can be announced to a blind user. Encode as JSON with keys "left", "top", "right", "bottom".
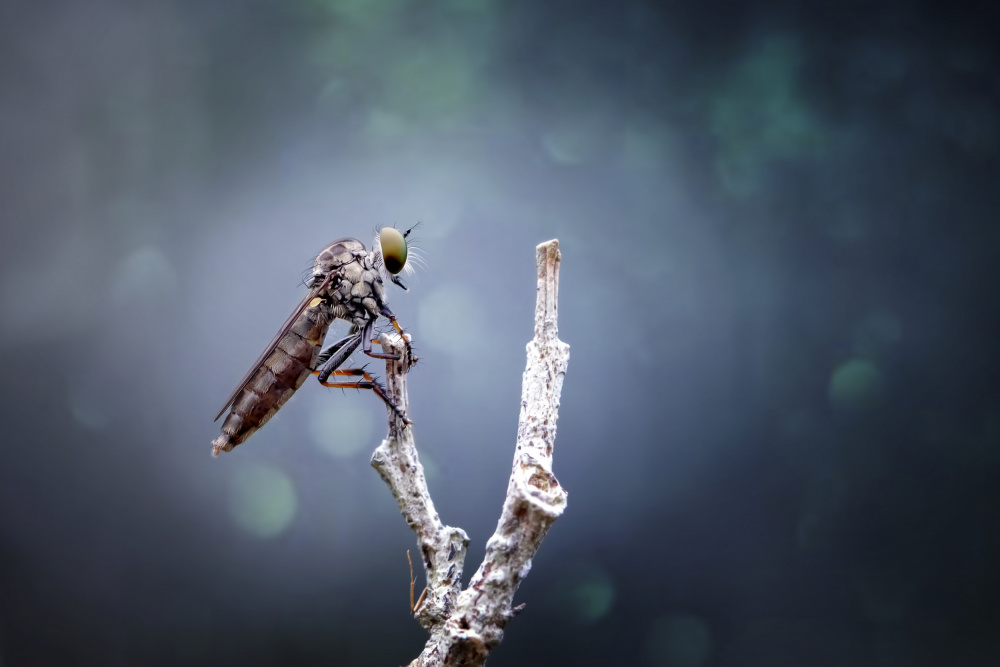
{"left": 314, "top": 333, "right": 363, "bottom": 382}
{"left": 318, "top": 368, "right": 411, "bottom": 425}
{"left": 363, "top": 310, "right": 414, "bottom": 364}
{"left": 360, "top": 317, "right": 403, "bottom": 361}
{"left": 315, "top": 334, "right": 356, "bottom": 367}
{"left": 387, "top": 318, "right": 415, "bottom": 364}
{"left": 362, "top": 335, "right": 400, "bottom": 361}
{"left": 382, "top": 305, "right": 414, "bottom": 363}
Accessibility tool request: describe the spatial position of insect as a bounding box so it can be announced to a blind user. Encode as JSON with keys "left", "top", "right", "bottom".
{"left": 211, "top": 227, "right": 417, "bottom": 457}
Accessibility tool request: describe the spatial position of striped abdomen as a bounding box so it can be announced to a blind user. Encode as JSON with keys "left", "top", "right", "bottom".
{"left": 211, "top": 303, "right": 332, "bottom": 455}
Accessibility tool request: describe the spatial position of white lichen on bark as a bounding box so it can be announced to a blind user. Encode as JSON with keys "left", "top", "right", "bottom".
{"left": 371, "top": 239, "right": 569, "bottom": 667}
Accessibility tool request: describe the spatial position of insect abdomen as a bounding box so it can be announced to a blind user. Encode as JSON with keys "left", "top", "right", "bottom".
{"left": 211, "top": 306, "right": 330, "bottom": 456}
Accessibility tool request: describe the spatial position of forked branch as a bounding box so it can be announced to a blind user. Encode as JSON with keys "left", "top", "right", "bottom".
{"left": 371, "top": 239, "right": 570, "bottom": 666}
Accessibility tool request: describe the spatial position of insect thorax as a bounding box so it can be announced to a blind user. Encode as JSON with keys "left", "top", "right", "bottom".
{"left": 312, "top": 238, "right": 387, "bottom": 324}
{"left": 313, "top": 238, "right": 367, "bottom": 276}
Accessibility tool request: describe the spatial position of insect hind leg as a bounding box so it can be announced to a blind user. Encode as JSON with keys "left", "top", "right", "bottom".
{"left": 319, "top": 369, "right": 411, "bottom": 425}
{"left": 315, "top": 333, "right": 363, "bottom": 382}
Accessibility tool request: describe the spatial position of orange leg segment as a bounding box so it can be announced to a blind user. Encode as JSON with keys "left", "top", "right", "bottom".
{"left": 316, "top": 368, "right": 411, "bottom": 426}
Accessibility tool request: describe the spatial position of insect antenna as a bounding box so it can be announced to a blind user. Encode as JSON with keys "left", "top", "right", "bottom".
{"left": 402, "top": 223, "right": 426, "bottom": 276}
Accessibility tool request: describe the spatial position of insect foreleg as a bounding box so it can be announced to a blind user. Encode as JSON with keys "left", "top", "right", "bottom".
{"left": 374, "top": 304, "right": 414, "bottom": 364}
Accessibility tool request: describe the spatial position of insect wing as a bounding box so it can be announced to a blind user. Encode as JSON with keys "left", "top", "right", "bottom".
{"left": 214, "top": 273, "right": 334, "bottom": 421}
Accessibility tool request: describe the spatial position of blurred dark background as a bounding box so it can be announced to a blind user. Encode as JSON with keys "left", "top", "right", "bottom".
{"left": 1, "top": 0, "right": 999, "bottom": 665}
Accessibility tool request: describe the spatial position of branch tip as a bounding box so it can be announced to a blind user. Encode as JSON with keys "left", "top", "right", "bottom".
{"left": 534, "top": 239, "right": 561, "bottom": 341}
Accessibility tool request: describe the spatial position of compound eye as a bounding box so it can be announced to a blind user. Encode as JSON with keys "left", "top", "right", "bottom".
{"left": 380, "top": 227, "right": 408, "bottom": 275}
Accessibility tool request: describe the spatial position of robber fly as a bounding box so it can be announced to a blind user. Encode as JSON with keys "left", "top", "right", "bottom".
{"left": 211, "top": 227, "right": 417, "bottom": 457}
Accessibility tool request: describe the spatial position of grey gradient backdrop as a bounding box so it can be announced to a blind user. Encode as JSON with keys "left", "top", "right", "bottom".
{"left": 1, "top": 0, "right": 999, "bottom": 665}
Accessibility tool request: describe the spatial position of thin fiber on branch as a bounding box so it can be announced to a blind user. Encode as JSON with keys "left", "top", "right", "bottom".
{"left": 372, "top": 239, "right": 569, "bottom": 667}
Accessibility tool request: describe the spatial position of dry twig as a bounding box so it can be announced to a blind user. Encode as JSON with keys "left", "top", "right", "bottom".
{"left": 371, "top": 239, "right": 570, "bottom": 666}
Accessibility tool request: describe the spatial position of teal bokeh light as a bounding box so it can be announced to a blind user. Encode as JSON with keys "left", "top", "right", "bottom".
{"left": 229, "top": 464, "right": 298, "bottom": 539}
{"left": 645, "top": 613, "right": 712, "bottom": 667}
{"left": 829, "top": 358, "right": 885, "bottom": 411}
